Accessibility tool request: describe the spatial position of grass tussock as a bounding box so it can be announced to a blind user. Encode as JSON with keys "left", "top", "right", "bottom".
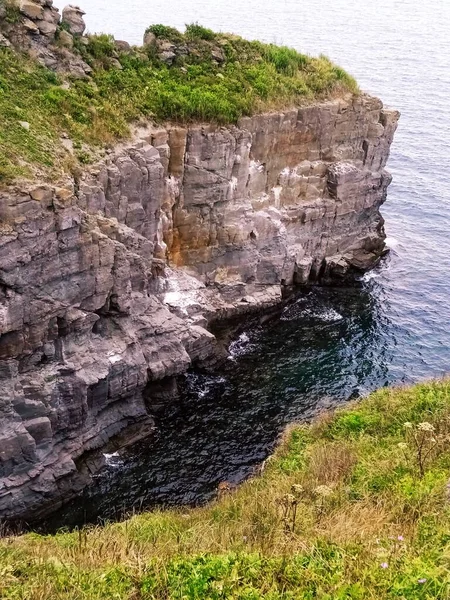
{"left": 0, "top": 23, "right": 358, "bottom": 184}
{"left": 0, "top": 0, "right": 21, "bottom": 24}
{"left": 1, "top": 380, "right": 450, "bottom": 598}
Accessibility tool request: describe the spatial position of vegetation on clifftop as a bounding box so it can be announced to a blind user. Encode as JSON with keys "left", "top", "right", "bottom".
{"left": 0, "top": 24, "right": 358, "bottom": 183}
{"left": 1, "top": 380, "right": 450, "bottom": 598}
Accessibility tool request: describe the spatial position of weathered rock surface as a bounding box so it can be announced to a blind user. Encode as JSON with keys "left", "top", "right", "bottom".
{"left": 0, "top": 1, "right": 91, "bottom": 77}
{"left": 0, "top": 94, "right": 399, "bottom": 521}
{"left": 167, "top": 96, "right": 398, "bottom": 285}
{"left": 61, "top": 4, "right": 85, "bottom": 36}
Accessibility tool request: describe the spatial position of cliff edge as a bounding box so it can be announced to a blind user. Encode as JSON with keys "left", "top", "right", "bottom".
{"left": 0, "top": 3, "right": 399, "bottom": 520}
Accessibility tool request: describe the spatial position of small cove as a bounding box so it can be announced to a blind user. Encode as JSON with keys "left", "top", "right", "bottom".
{"left": 44, "top": 0, "right": 450, "bottom": 529}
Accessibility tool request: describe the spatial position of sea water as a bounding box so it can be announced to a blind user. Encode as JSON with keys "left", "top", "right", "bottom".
{"left": 46, "top": 0, "right": 450, "bottom": 528}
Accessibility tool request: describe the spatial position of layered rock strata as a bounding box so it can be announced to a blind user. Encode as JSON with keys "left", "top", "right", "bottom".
{"left": 0, "top": 93, "right": 399, "bottom": 520}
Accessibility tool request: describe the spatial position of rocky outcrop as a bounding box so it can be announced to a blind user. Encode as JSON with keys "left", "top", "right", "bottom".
{"left": 165, "top": 96, "right": 398, "bottom": 285}
{"left": 61, "top": 4, "right": 85, "bottom": 36}
{"left": 0, "top": 92, "right": 399, "bottom": 521}
{"left": 0, "top": 0, "right": 91, "bottom": 76}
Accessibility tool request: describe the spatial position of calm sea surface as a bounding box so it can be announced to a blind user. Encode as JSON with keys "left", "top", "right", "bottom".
{"left": 47, "top": 0, "right": 450, "bottom": 527}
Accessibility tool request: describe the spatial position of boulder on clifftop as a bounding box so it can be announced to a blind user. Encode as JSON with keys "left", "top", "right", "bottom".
{"left": 61, "top": 4, "right": 86, "bottom": 36}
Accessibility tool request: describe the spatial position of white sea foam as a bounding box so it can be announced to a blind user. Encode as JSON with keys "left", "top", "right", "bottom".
{"left": 198, "top": 376, "right": 227, "bottom": 397}
{"left": 186, "top": 374, "right": 227, "bottom": 397}
{"left": 385, "top": 237, "right": 400, "bottom": 249}
{"left": 312, "top": 308, "right": 344, "bottom": 322}
{"left": 228, "top": 332, "right": 257, "bottom": 360}
{"left": 361, "top": 270, "right": 382, "bottom": 283}
{"left": 103, "top": 452, "right": 123, "bottom": 467}
{"left": 281, "top": 301, "right": 343, "bottom": 323}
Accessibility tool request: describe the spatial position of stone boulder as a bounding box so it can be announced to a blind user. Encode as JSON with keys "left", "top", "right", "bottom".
{"left": 19, "top": 0, "right": 44, "bottom": 20}
{"left": 58, "top": 29, "right": 73, "bottom": 47}
{"left": 0, "top": 1, "right": 90, "bottom": 77}
{"left": 0, "top": 33, "right": 11, "bottom": 47}
{"left": 36, "top": 19, "right": 57, "bottom": 37}
{"left": 143, "top": 30, "right": 156, "bottom": 47}
{"left": 115, "top": 39, "right": 131, "bottom": 52}
{"left": 61, "top": 4, "right": 86, "bottom": 36}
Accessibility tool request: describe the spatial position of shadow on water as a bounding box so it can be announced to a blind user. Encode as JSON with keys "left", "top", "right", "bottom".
{"left": 39, "top": 264, "right": 399, "bottom": 532}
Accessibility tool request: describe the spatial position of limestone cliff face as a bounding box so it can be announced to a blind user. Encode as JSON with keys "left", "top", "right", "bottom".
{"left": 166, "top": 94, "right": 398, "bottom": 284}
{"left": 0, "top": 94, "right": 399, "bottom": 520}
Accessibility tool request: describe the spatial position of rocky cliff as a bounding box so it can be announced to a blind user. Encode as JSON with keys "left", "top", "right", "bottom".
{"left": 0, "top": 4, "right": 399, "bottom": 522}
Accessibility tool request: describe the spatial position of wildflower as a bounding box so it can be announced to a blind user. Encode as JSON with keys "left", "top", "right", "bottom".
{"left": 281, "top": 493, "right": 296, "bottom": 506}
{"left": 418, "top": 422, "right": 435, "bottom": 432}
{"left": 314, "top": 485, "right": 333, "bottom": 497}
{"left": 397, "top": 535, "right": 404, "bottom": 541}
{"left": 403, "top": 422, "right": 413, "bottom": 429}
{"left": 418, "top": 578, "right": 427, "bottom": 584}
{"left": 397, "top": 442, "right": 408, "bottom": 450}
{"left": 380, "top": 562, "right": 388, "bottom": 569}
{"left": 291, "top": 484, "right": 304, "bottom": 495}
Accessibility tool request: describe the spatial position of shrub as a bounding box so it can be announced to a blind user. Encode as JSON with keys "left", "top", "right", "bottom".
{"left": 185, "top": 22, "right": 216, "bottom": 41}
{"left": 264, "top": 44, "right": 310, "bottom": 75}
{"left": 146, "top": 24, "right": 182, "bottom": 41}
{"left": 84, "top": 34, "right": 116, "bottom": 61}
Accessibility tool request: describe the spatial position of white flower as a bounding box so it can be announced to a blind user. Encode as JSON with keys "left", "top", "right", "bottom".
{"left": 314, "top": 485, "right": 333, "bottom": 497}
{"left": 397, "top": 442, "right": 408, "bottom": 450}
{"left": 403, "top": 422, "right": 413, "bottom": 429}
{"left": 418, "top": 422, "right": 435, "bottom": 432}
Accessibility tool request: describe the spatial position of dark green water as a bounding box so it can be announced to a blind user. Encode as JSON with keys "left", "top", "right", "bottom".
{"left": 43, "top": 0, "right": 450, "bottom": 529}
{"left": 42, "top": 272, "right": 420, "bottom": 529}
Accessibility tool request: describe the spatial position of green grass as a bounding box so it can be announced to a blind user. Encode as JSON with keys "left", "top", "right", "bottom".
{"left": 0, "top": 0, "right": 21, "bottom": 24}
{"left": 0, "top": 24, "right": 358, "bottom": 184}
{"left": 2, "top": 379, "right": 450, "bottom": 598}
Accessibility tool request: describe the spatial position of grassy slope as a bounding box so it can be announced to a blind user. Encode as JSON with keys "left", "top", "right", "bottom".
{"left": 1, "top": 380, "right": 450, "bottom": 599}
{"left": 0, "top": 24, "right": 358, "bottom": 184}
